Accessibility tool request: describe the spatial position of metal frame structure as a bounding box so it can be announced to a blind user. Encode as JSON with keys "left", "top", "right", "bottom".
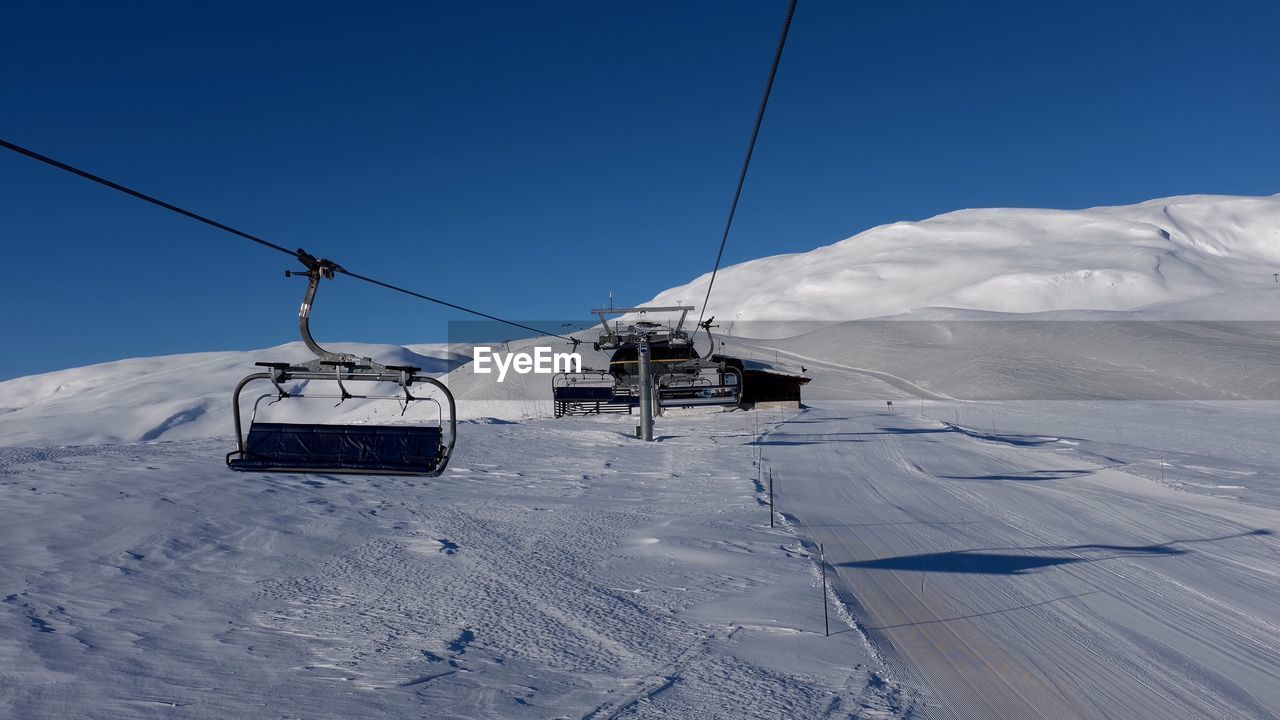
{"left": 226, "top": 252, "right": 456, "bottom": 476}
{"left": 591, "top": 306, "right": 692, "bottom": 351}
{"left": 589, "top": 306, "right": 743, "bottom": 440}
{"left": 594, "top": 309, "right": 743, "bottom": 400}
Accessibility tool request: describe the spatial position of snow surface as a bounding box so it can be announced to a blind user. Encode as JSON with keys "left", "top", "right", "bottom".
{"left": 4, "top": 195, "right": 1280, "bottom": 718}
{"left": 4, "top": 399, "right": 1279, "bottom": 718}
{"left": 763, "top": 404, "right": 1280, "bottom": 719}
{"left": 1, "top": 413, "right": 905, "bottom": 719}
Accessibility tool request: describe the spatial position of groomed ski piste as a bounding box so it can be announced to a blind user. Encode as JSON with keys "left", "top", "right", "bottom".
{"left": 3, "top": 195, "right": 1280, "bottom": 719}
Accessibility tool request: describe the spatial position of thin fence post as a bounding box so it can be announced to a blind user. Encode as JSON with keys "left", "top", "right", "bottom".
{"left": 768, "top": 468, "right": 774, "bottom": 528}
{"left": 820, "top": 543, "right": 829, "bottom": 637}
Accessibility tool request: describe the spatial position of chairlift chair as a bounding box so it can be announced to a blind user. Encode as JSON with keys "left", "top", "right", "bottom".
{"left": 656, "top": 363, "right": 743, "bottom": 408}
{"left": 226, "top": 252, "right": 456, "bottom": 476}
{"left": 591, "top": 307, "right": 745, "bottom": 411}
{"left": 551, "top": 371, "right": 639, "bottom": 417}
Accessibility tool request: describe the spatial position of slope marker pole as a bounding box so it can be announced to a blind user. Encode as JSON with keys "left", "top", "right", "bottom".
{"left": 769, "top": 468, "right": 775, "bottom": 528}
{"left": 820, "top": 543, "right": 829, "bottom": 637}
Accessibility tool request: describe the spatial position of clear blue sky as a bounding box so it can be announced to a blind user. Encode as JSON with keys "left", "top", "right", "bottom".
{"left": 2, "top": 1, "right": 1277, "bottom": 379}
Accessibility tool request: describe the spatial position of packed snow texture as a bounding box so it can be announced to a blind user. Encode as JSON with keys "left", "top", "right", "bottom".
{"left": 2, "top": 415, "right": 901, "bottom": 719}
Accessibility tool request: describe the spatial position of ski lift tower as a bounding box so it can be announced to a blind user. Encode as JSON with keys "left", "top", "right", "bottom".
{"left": 592, "top": 306, "right": 693, "bottom": 441}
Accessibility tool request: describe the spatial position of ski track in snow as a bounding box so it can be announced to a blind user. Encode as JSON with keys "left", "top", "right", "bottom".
{"left": 760, "top": 405, "right": 1280, "bottom": 719}
{"left": 0, "top": 417, "right": 901, "bottom": 719}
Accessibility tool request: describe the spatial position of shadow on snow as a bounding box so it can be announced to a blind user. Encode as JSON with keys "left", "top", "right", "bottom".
{"left": 939, "top": 469, "right": 1094, "bottom": 482}
{"left": 837, "top": 530, "right": 1271, "bottom": 576}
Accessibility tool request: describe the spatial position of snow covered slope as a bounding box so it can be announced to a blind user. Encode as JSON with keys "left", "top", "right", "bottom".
{"left": 650, "top": 195, "right": 1280, "bottom": 321}
{"left": 5, "top": 194, "right": 1280, "bottom": 719}
{"left": 4, "top": 403, "right": 1279, "bottom": 719}
{"left": 0, "top": 414, "right": 906, "bottom": 719}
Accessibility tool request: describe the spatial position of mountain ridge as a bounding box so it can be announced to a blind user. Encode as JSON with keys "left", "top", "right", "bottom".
{"left": 648, "top": 194, "right": 1280, "bottom": 320}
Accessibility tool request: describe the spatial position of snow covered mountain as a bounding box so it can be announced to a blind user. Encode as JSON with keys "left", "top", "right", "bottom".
{"left": 3, "top": 194, "right": 1279, "bottom": 446}
{"left": 649, "top": 194, "right": 1280, "bottom": 321}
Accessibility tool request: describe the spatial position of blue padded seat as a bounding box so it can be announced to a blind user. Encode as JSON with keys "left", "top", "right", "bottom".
{"left": 228, "top": 422, "right": 443, "bottom": 474}
{"left": 553, "top": 386, "right": 619, "bottom": 401}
